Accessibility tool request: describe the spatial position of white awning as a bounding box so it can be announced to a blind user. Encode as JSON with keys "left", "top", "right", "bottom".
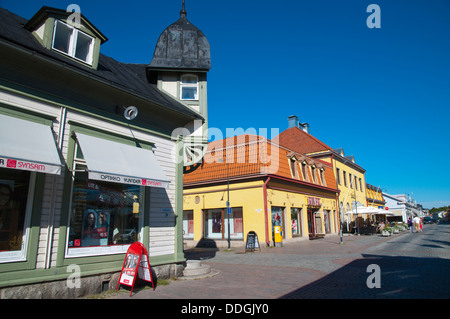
{"left": 74, "top": 132, "right": 169, "bottom": 188}
{"left": 0, "top": 113, "right": 62, "bottom": 175}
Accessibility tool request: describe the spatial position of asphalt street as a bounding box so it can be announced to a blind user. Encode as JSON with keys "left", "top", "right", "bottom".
{"left": 108, "top": 222, "right": 450, "bottom": 300}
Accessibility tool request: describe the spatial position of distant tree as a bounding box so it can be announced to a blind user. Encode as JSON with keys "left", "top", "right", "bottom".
{"left": 429, "top": 206, "right": 450, "bottom": 214}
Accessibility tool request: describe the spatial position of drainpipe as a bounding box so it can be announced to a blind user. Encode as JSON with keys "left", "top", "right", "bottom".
{"left": 263, "top": 176, "right": 271, "bottom": 246}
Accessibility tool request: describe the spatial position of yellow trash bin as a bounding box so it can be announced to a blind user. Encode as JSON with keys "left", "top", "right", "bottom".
{"left": 274, "top": 225, "right": 282, "bottom": 247}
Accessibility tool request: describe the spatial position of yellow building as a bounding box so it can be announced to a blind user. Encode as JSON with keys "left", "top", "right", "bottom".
{"left": 278, "top": 116, "right": 369, "bottom": 231}
{"left": 183, "top": 135, "right": 339, "bottom": 248}
{"left": 366, "top": 184, "right": 385, "bottom": 209}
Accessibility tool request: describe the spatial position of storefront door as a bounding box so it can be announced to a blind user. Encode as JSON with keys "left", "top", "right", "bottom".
{"left": 308, "top": 209, "right": 323, "bottom": 238}
{"left": 271, "top": 207, "right": 285, "bottom": 239}
{"left": 307, "top": 209, "right": 315, "bottom": 238}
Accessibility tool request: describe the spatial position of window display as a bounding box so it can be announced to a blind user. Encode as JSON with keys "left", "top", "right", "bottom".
{"left": 204, "top": 207, "right": 243, "bottom": 240}
{"left": 0, "top": 168, "right": 31, "bottom": 258}
{"left": 67, "top": 165, "right": 143, "bottom": 255}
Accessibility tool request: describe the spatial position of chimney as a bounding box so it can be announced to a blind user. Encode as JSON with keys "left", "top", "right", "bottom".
{"left": 288, "top": 115, "right": 299, "bottom": 128}
{"left": 300, "top": 122, "right": 309, "bottom": 134}
{"left": 288, "top": 115, "right": 309, "bottom": 134}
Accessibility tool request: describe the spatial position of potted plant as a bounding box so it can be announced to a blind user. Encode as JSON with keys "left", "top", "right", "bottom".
{"left": 381, "top": 226, "right": 392, "bottom": 237}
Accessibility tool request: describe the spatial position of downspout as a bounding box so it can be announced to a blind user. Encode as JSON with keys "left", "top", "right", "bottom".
{"left": 263, "top": 176, "right": 271, "bottom": 246}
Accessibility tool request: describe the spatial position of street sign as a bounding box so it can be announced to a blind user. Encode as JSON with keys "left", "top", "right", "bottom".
{"left": 245, "top": 231, "right": 260, "bottom": 252}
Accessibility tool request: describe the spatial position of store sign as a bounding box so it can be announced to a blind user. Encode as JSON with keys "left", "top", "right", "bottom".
{"left": 0, "top": 157, "right": 61, "bottom": 175}
{"left": 308, "top": 197, "right": 321, "bottom": 207}
{"left": 88, "top": 172, "right": 169, "bottom": 188}
{"left": 116, "top": 242, "right": 154, "bottom": 296}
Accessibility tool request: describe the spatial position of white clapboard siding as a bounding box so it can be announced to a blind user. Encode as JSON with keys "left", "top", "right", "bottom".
{"left": 149, "top": 227, "right": 175, "bottom": 257}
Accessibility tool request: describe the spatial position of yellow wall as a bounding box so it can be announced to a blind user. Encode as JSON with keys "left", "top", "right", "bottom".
{"left": 183, "top": 180, "right": 338, "bottom": 245}
{"left": 183, "top": 180, "right": 267, "bottom": 243}
{"left": 366, "top": 188, "right": 385, "bottom": 208}
{"left": 332, "top": 159, "right": 367, "bottom": 217}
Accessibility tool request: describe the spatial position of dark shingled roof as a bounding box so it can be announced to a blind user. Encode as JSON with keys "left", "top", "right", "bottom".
{"left": 148, "top": 4, "right": 211, "bottom": 71}
{"left": 0, "top": 6, "right": 202, "bottom": 120}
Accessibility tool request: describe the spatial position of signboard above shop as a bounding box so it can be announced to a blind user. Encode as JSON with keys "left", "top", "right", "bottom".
{"left": 308, "top": 197, "right": 321, "bottom": 207}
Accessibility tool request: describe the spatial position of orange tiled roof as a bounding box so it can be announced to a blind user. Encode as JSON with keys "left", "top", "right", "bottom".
{"left": 277, "top": 126, "right": 333, "bottom": 154}
{"left": 183, "top": 134, "right": 337, "bottom": 191}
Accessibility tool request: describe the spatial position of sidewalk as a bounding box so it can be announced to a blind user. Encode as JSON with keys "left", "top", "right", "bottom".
{"left": 106, "top": 233, "right": 404, "bottom": 299}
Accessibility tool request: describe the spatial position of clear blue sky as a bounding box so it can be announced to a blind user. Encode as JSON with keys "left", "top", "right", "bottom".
{"left": 1, "top": 0, "right": 449, "bottom": 209}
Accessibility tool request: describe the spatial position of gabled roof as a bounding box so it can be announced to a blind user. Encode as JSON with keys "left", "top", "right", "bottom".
{"left": 184, "top": 134, "right": 337, "bottom": 192}
{"left": 0, "top": 6, "right": 202, "bottom": 120}
{"left": 24, "top": 6, "right": 108, "bottom": 44}
{"left": 277, "top": 126, "right": 333, "bottom": 154}
{"left": 277, "top": 126, "right": 365, "bottom": 172}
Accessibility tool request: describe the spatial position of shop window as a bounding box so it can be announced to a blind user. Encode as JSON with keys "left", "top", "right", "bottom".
{"left": 183, "top": 210, "right": 194, "bottom": 239}
{"left": 52, "top": 20, "right": 94, "bottom": 65}
{"left": 290, "top": 207, "right": 302, "bottom": 236}
{"left": 180, "top": 74, "right": 199, "bottom": 100}
{"left": 66, "top": 144, "right": 143, "bottom": 257}
{"left": 0, "top": 168, "right": 33, "bottom": 262}
{"left": 204, "top": 207, "right": 243, "bottom": 240}
{"left": 324, "top": 210, "right": 332, "bottom": 234}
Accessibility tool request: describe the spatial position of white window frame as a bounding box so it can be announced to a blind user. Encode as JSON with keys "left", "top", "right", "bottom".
{"left": 180, "top": 74, "right": 199, "bottom": 101}
{"left": 0, "top": 172, "right": 35, "bottom": 264}
{"left": 52, "top": 20, "right": 94, "bottom": 65}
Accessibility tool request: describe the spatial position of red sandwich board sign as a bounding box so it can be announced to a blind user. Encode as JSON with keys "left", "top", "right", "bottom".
{"left": 116, "top": 242, "right": 154, "bottom": 296}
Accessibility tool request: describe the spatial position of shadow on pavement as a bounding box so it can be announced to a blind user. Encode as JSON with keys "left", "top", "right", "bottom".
{"left": 280, "top": 254, "right": 450, "bottom": 299}
{"left": 184, "top": 238, "right": 220, "bottom": 260}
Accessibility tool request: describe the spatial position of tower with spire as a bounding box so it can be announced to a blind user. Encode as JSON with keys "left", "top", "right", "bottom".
{"left": 147, "top": 1, "right": 210, "bottom": 122}
{"left": 147, "top": 1, "right": 211, "bottom": 167}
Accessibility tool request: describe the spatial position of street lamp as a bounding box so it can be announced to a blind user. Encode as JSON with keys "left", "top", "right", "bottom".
{"left": 219, "top": 158, "right": 231, "bottom": 249}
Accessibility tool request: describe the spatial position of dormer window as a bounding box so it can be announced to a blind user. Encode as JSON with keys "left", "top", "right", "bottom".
{"left": 52, "top": 20, "right": 94, "bottom": 65}
{"left": 180, "top": 74, "right": 199, "bottom": 100}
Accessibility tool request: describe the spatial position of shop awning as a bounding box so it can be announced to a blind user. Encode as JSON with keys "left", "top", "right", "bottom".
{"left": 0, "top": 113, "right": 63, "bottom": 175}
{"left": 74, "top": 132, "right": 169, "bottom": 188}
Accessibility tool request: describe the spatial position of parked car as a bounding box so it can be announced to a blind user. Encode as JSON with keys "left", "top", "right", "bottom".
{"left": 423, "top": 216, "right": 435, "bottom": 224}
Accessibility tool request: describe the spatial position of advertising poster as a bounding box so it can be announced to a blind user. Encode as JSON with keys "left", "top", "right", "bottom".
{"left": 81, "top": 209, "right": 110, "bottom": 247}
{"left": 119, "top": 253, "right": 140, "bottom": 285}
{"left": 117, "top": 242, "right": 154, "bottom": 296}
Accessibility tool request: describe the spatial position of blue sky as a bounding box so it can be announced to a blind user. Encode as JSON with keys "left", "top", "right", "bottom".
{"left": 1, "top": 0, "right": 449, "bottom": 209}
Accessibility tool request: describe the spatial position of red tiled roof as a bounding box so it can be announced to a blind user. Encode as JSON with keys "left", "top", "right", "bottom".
{"left": 183, "top": 134, "right": 337, "bottom": 192}
{"left": 277, "top": 126, "right": 333, "bottom": 154}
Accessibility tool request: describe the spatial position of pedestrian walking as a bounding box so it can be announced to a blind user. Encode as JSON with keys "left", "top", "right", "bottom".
{"left": 407, "top": 217, "right": 413, "bottom": 233}
{"left": 413, "top": 216, "right": 421, "bottom": 233}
